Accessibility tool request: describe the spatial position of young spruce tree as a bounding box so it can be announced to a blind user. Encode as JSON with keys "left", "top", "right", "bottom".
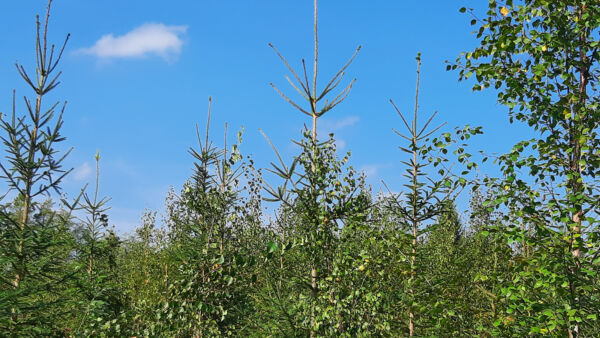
{"left": 263, "top": 0, "right": 370, "bottom": 335}
{"left": 0, "top": 0, "right": 79, "bottom": 334}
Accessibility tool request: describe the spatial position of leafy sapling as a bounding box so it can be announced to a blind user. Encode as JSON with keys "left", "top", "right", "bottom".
{"left": 456, "top": 2, "right": 600, "bottom": 335}
{"left": 385, "top": 53, "right": 480, "bottom": 336}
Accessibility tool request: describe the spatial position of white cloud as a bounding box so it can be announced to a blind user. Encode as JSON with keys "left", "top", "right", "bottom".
{"left": 360, "top": 163, "right": 391, "bottom": 179}
{"left": 335, "top": 139, "right": 346, "bottom": 150}
{"left": 73, "top": 162, "right": 92, "bottom": 181}
{"left": 361, "top": 164, "right": 381, "bottom": 177}
{"left": 106, "top": 207, "right": 145, "bottom": 234}
{"left": 317, "top": 116, "right": 360, "bottom": 148}
{"left": 77, "top": 23, "right": 188, "bottom": 60}
{"left": 319, "top": 116, "right": 360, "bottom": 132}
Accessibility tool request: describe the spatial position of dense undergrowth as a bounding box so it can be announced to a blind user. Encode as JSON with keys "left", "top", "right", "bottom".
{"left": 1, "top": 0, "right": 600, "bottom": 336}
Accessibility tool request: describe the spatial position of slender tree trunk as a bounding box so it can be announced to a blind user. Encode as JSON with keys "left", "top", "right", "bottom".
{"left": 520, "top": 222, "right": 532, "bottom": 258}
{"left": 409, "top": 219, "right": 417, "bottom": 337}
{"left": 14, "top": 194, "right": 29, "bottom": 288}
{"left": 14, "top": 81, "right": 44, "bottom": 288}
{"left": 280, "top": 230, "right": 285, "bottom": 288}
{"left": 407, "top": 55, "right": 422, "bottom": 338}
{"left": 408, "top": 150, "right": 417, "bottom": 337}
{"left": 164, "top": 263, "right": 168, "bottom": 285}
{"left": 220, "top": 124, "right": 228, "bottom": 256}
{"left": 567, "top": 6, "right": 588, "bottom": 338}
{"left": 88, "top": 245, "right": 94, "bottom": 276}
{"left": 310, "top": 2, "right": 319, "bottom": 335}
{"left": 11, "top": 7, "right": 52, "bottom": 331}
{"left": 310, "top": 267, "right": 318, "bottom": 338}
{"left": 13, "top": 37, "right": 47, "bottom": 312}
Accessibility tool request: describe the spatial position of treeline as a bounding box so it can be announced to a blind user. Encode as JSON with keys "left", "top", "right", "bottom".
{"left": 1, "top": 0, "right": 600, "bottom": 336}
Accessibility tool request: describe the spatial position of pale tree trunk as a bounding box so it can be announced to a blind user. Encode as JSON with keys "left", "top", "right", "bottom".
{"left": 310, "top": 1, "right": 319, "bottom": 336}
{"left": 407, "top": 56, "right": 422, "bottom": 337}
{"left": 14, "top": 78, "right": 44, "bottom": 288}
{"left": 408, "top": 143, "right": 418, "bottom": 337}
{"left": 408, "top": 219, "right": 417, "bottom": 336}
{"left": 567, "top": 5, "right": 588, "bottom": 338}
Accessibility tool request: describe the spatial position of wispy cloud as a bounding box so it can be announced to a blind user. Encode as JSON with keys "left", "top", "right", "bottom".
{"left": 107, "top": 207, "right": 145, "bottom": 234}
{"left": 319, "top": 116, "right": 360, "bottom": 132}
{"left": 317, "top": 116, "right": 360, "bottom": 148}
{"left": 73, "top": 162, "right": 92, "bottom": 181}
{"left": 77, "top": 23, "right": 188, "bottom": 60}
{"left": 360, "top": 163, "right": 391, "bottom": 179}
{"left": 335, "top": 139, "right": 346, "bottom": 150}
{"left": 361, "top": 164, "right": 382, "bottom": 177}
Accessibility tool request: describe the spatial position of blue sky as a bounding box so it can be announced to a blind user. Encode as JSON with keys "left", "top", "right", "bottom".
{"left": 0, "top": 1, "right": 531, "bottom": 233}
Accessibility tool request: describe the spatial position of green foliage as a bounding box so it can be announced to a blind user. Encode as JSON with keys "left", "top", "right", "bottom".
{"left": 0, "top": 199, "right": 76, "bottom": 335}
{"left": 260, "top": 131, "right": 371, "bottom": 336}
{"left": 0, "top": 2, "right": 80, "bottom": 334}
{"left": 2, "top": 0, "right": 600, "bottom": 336}
{"left": 456, "top": 0, "right": 600, "bottom": 335}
